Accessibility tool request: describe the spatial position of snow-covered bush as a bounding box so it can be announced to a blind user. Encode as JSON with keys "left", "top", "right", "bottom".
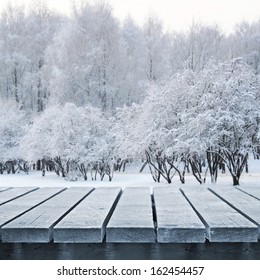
{"left": 21, "top": 103, "right": 115, "bottom": 181}
{"left": 113, "top": 59, "right": 260, "bottom": 185}
{"left": 189, "top": 59, "right": 260, "bottom": 185}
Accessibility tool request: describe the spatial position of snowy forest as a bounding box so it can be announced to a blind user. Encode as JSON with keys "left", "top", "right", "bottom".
{"left": 0, "top": 1, "right": 260, "bottom": 186}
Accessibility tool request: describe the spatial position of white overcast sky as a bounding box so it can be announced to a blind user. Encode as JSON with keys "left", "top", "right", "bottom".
{"left": 0, "top": 0, "right": 260, "bottom": 33}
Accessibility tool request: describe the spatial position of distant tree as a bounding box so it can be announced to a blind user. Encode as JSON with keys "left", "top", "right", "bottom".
{"left": 46, "top": 2, "right": 123, "bottom": 111}
{"left": 0, "top": 3, "right": 61, "bottom": 112}
{"left": 120, "top": 17, "right": 147, "bottom": 105}
{"left": 0, "top": 98, "right": 27, "bottom": 174}
{"left": 168, "top": 23, "right": 224, "bottom": 74}
{"left": 143, "top": 16, "right": 170, "bottom": 81}
{"left": 230, "top": 20, "right": 260, "bottom": 75}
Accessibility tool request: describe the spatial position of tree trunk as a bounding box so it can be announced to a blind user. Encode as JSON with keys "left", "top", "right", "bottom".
{"left": 37, "top": 160, "right": 41, "bottom": 171}
{"left": 232, "top": 176, "right": 240, "bottom": 186}
{"left": 222, "top": 150, "right": 248, "bottom": 186}
{"left": 37, "top": 59, "right": 43, "bottom": 112}
{"left": 139, "top": 161, "right": 148, "bottom": 173}
{"left": 206, "top": 149, "right": 222, "bottom": 184}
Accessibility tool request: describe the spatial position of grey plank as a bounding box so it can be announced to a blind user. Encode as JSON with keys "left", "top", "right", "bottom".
{"left": 106, "top": 187, "right": 155, "bottom": 243}
{"left": 54, "top": 187, "right": 122, "bottom": 243}
{"left": 181, "top": 187, "right": 258, "bottom": 242}
{"left": 209, "top": 186, "right": 260, "bottom": 238}
{"left": 0, "top": 187, "right": 12, "bottom": 193}
{"left": 0, "top": 187, "right": 38, "bottom": 206}
{"left": 1, "top": 187, "right": 93, "bottom": 243}
{"left": 0, "top": 188, "right": 65, "bottom": 240}
{"left": 115, "top": 187, "right": 152, "bottom": 206}
{"left": 236, "top": 186, "right": 260, "bottom": 201}
{"left": 153, "top": 187, "right": 205, "bottom": 243}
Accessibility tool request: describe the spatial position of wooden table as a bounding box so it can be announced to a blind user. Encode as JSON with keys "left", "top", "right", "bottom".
{"left": 0, "top": 186, "right": 259, "bottom": 244}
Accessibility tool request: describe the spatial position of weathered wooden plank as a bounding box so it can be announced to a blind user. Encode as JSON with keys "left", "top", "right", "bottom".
{"left": 153, "top": 187, "right": 205, "bottom": 243}
{"left": 0, "top": 188, "right": 65, "bottom": 240}
{"left": 0, "top": 187, "right": 12, "bottom": 193}
{"left": 209, "top": 186, "right": 260, "bottom": 238}
{"left": 236, "top": 186, "right": 260, "bottom": 201}
{"left": 0, "top": 187, "right": 37, "bottom": 206}
{"left": 181, "top": 187, "right": 258, "bottom": 242}
{"left": 1, "top": 187, "right": 93, "bottom": 243}
{"left": 54, "top": 187, "right": 122, "bottom": 243}
{"left": 106, "top": 187, "right": 155, "bottom": 243}
{"left": 115, "top": 187, "right": 152, "bottom": 206}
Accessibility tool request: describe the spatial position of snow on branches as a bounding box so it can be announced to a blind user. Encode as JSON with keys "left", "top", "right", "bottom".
{"left": 20, "top": 103, "right": 115, "bottom": 181}
{"left": 113, "top": 59, "right": 260, "bottom": 185}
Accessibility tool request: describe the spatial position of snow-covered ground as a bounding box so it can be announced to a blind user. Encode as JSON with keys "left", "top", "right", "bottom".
{"left": 0, "top": 159, "right": 259, "bottom": 189}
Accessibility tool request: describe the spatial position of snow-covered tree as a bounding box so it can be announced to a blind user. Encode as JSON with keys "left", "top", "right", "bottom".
{"left": 168, "top": 23, "right": 224, "bottom": 74}
{"left": 0, "top": 98, "right": 27, "bottom": 174}
{"left": 21, "top": 102, "right": 115, "bottom": 181}
{"left": 230, "top": 20, "right": 260, "bottom": 75}
{"left": 113, "top": 72, "right": 193, "bottom": 183}
{"left": 113, "top": 58, "right": 259, "bottom": 185}
{"left": 0, "top": 3, "right": 61, "bottom": 112}
{"left": 195, "top": 59, "right": 260, "bottom": 185}
{"left": 143, "top": 16, "right": 170, "bottom": 81}
{"left": 120, "top": 17, "right": 147, "bottom": 105}
{"left": 46, "top": 2, "right": 124, "bottom": 111}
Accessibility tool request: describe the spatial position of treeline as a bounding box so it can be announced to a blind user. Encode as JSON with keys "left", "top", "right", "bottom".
{"left": 0, "top": 1, "right": 259, "bottom": 185}
{"left": 0, "top": 1, "right": 260, "bottom": 112}
{"left": 1, "top": 59, "right": 259, "bottom": 185}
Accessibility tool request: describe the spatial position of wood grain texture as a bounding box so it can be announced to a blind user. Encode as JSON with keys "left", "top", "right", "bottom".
{"left": 0, "top": 188, "right": 65, "bottom": 240}
{"left": 1, "top": 187, "right": 93, "bottom": 243}
{"left": 181, "top": 187, "right": 258, "bottom": 242}
{"left": 54, "top": 188, "right": 122, "bottom": 243}
{"left": 209, "top": 186, "right": 260, "bottom": 238}
{"left": 106, "top": 187, "right": 155, "bottom": 243}
{"left": 154, "top": 187, "right": 205, "bottom": 243}
{"left": 0, "top": 186, "right": 259, "bottom": 244}
{"left": 0, "top": 187, "right": 37, "bottom": 206}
